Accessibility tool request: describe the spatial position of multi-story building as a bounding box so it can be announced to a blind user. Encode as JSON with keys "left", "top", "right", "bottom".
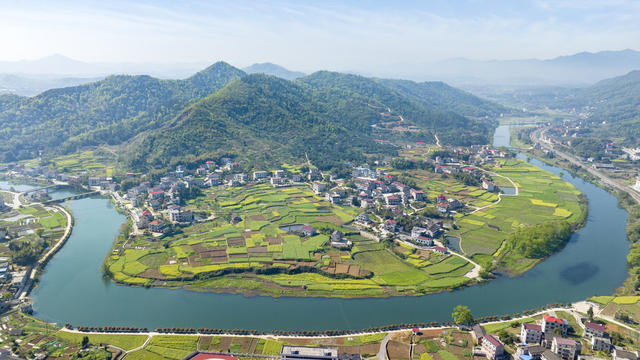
{"left": 550, "top": 337, "right": 581, "bottom": 360}
{"left": 481, "top": 334, "right": 505, "bottom": 360}
{"left": 583, "top": 321, "right": 606, "bottom": 338}
{"left": 590, "top": 337, "right": 611, "bottom": 352}
{"left": 521, "top": 323, "right": 543, "bottom": 345}
{"left": 312, "top": 182, "right": 326, "bottom": 194}
{"left": 168, "top": 205, "right": 193, "bottom": 223}
{"left": 253, "top": 171, "right": 269, "bottom": 181}
{"left": 542, "top": 315, "right": 568, "bottom": 338}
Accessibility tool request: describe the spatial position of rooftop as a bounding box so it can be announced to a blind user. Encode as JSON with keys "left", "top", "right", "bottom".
{"left": 484, "top": 334, "right": 503, "bottom": 348}
{"left": 553, "top": 337, "right": 577, "bottom": 346}
{"left": 543, "top": 315, "right": 567, "bottom": 325}
{"left": 585, "top": 321, "right": 606, "bottom": 332}
{"left": 282, "top": 345, "right": 338, "bottom": 358}
{"left": 523, "top": 323, "right": 542, "bottom": 331}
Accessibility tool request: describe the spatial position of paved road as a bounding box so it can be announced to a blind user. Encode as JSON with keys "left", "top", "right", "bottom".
{"left": 531, "top": 128, "right": 640, "bottom": 205}
{"left": 377, "top": 333, "right": 392, "bottom": 360}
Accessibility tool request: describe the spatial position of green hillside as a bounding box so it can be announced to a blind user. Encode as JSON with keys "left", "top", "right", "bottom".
{"left": 126, "top": 74, "right": 397, "bottom": 169}
{"left": 556, "top": 70, "right": 640, "bottom": 144}
{"left": 0, "top": 62, "right": 245, "bottom": 161}
{"left": 377, "top": 78, "right": 508, "bottom": 118}
{"left": 298, "top": 71, "right": 496, "bottom": 146}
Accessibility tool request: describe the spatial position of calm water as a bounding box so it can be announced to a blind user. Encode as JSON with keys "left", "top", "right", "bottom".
{"left": 30, "top": 126, "right": 629, "bottom": 330}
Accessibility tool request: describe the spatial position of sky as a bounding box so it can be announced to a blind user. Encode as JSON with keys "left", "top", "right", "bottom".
{"left": 1, "top": 0, "right": 639, "bottom": 72}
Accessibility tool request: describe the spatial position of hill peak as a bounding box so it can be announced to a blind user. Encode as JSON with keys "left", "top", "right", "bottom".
{"left": 243, "top": 62, "right": 305, "bottom": 80}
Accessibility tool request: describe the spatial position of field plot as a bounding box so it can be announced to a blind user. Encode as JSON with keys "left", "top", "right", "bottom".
{"left": 106, "top": 184, "right": 472, "bottom": 297}
{"left": 451, "top": 159, "right": 585, "bottom": 269}
{"left": 0, "top": 204, "right": 68, "bottom": 260}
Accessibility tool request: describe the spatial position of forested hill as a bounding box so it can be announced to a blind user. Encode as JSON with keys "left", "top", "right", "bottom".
{"left": 298, "top": 71, "right": 496, "bottom": 146}
{"left": 126, "top": 74, "right": 397, "bottom": 170}
{"left": 243, "top": 62, "right": 305, "bottom": 80}
{"left": 126, "top": 72, "right": 497, "bottom": 170}
{"left": 0, "top": 61, "right": 245, "bottom": 162}
{"left": 554, "top": 70, "right": 640, "bottom": 145}
{"left": 376, "top": 78, "right": 509, "bottom": 118}
{"left": 0, "top": 61, "right": 502, "bottom": 168}
{"left": 561, "top": 70, "right": 640, "bottom": 123}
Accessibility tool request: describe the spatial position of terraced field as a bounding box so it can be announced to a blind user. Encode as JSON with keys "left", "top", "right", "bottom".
{"left": 105, "top": 184, "right": 472, "bottom": 297}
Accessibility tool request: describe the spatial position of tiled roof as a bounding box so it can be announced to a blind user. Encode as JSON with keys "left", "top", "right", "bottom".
{"left": 523, "top": 323, "right": 542, "bottom": 331}
{"left": 585, "top": 321, "right": 606, "bottom": 332}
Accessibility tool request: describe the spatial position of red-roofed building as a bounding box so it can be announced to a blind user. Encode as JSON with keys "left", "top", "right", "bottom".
{"left": 410, "top": 188, "right": 425, "bottom": 201}
{"left": 148, "top": 220, "right": 165, "bottom": 233}
{"left": 542, "top": 315, "right": 568, "bottom": 338}
{"left": 301, "top": 225, "right": 316, "bottom": 237}
{"left": 384, "top": 219, "right": 398, "bottom": 232}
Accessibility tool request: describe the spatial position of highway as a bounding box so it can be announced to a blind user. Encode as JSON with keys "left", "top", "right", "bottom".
{"left": 531, "top": 127, "right": 640, "bottom": 205}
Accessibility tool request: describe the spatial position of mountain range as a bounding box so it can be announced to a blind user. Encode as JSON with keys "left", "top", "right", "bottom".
{"left": 0, "top": 62, "right": 503, "bottom": 169}
{"left": 387, "top": 49, "right": 640, "bottom": 87}
{"left": 1, "top": 49, "right": 638, "bottom": 90}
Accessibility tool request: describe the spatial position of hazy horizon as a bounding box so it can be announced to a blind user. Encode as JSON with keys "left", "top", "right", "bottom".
{"left": 1, "top": 0, "right": 639, "bottom": 73}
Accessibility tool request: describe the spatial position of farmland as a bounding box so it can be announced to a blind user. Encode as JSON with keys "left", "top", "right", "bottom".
{"left": 390, "top": 157, "right": 585, "bottom": 274}
{"left": 104, "top": 184, "right": 473, "bottom": 297}
{"left": 0, "top": 203, "right": 69, "bottom": 261}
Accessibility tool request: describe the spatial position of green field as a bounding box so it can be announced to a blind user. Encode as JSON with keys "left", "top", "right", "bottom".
{"left": 105, "top": 184, "right": 472, "bottom": 297}
{"left": 0, "top": 204, "right": 68, "bottom": 259}
{"left": 448, "top": 159, "right": 585, "bottom": 272}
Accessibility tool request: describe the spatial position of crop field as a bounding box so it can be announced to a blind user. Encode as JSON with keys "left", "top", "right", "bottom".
{"left": 391, "top": 168, "right": 499, "bottom": 208}
{"left": 451, "top": 159, "right": 585, "bottom": 262}
{"left": 105, "top": 183, "right": 473, "bottom": 296}
{"left": 28, "top": 150, "right": 118, "bottom": 176}
{"left": 0, "top": 204, "right": 68, "bottom": 258}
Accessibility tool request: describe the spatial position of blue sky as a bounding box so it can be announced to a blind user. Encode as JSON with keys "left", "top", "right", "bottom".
{"left": 1, "top": 0, "right": 638, "bottom": 71}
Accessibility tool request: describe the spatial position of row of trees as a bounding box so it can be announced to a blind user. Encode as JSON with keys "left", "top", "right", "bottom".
{"left": 67, "top": 303, "right": 572, "bottom": 338}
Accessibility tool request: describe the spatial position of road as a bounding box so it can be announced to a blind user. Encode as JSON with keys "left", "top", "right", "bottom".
{"left": 395, "top": 238, "right": 482, "bottom": 279}
{"left": 531, "top": 127, "right": 640, "bottom": 205}
{"left": 19, "top": 204, "right": 73, "bottom": 299}
{"left": 469, "top": 167, "right": 519, "bottom": 214}
{"left": 377, "top": 333, "right": 392, "bottom": 360}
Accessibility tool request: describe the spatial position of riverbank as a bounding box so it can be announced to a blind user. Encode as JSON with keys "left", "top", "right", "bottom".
{"left": 510, "top": 125, "right": 640, "bottom": 295}
{"left": 20, "top": 204, "right": 74, "bottom": 299}
{"left": 5, "top": 298, "right": 636, "bottom": 360}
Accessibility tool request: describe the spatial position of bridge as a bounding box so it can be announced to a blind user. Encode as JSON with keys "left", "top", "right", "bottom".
{"left": 41, "top": 191, "right": 100, "bottom": 204}
{"left": 20, "top": 184, "right": 63, "bottom": 194}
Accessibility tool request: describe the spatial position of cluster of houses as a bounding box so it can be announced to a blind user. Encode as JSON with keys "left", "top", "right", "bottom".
{"left": 473, "top": 314, "right": 625, "bottom": 360}
{"left": 351, "top": 167, "right": 441, "bottom": 212}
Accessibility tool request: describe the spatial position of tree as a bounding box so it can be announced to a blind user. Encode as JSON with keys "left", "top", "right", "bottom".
{"left": 587, "top": 306, "right": 594, "bottom": 321}
{"left": 81, "top": 335, "right": 89, "bottom": 348}
{"left": 452, "top": 305, "right": 474, "bottom": 325}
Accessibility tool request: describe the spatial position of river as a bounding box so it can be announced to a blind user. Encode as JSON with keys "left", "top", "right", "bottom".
{"left": 28, "top": 126, "right": 629, "bottom": 331}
